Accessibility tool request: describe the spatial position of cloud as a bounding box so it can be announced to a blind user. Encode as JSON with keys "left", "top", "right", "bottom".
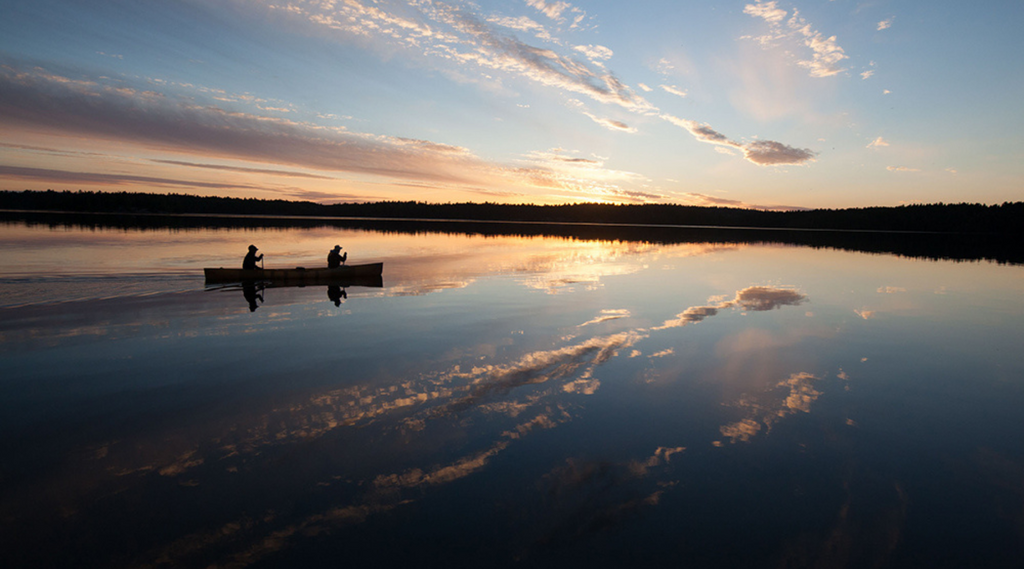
{"left": 266, "top": 0, "right": 649, "bottom": 115}
{"left": 562, "top": 378, "right": 601, "bottom": 394}
{"left": 419, "top": 330, "right": 647, "bottom": 416}
{"left": 685, "top": 192, "right": 809, "bottom": 212}
{"left": 660, "top": 84, "right": 688, "bottom": 98}
{"left": 797, "top": 26, "right": 847, "bottom": 78}
{"left": 719, "top": 419, "right": 761, "bottom": 443}
{"left": 877, "top": 17, "right": 894, "bottom": 31}
{"left": 427, "top": 5, "right": 654, "bottom": 113}
{"left": 656, "top": 58, "right": 675, "bottom": 74}
{"left": 866, "top": 136, "right": 889, "bottom": 148}
{"left": 0, "top": 165, "right": 271, "bottom": 192}
{"left": 149, "top": 159, "right": 337, "bottom": 179}
{"left": 660, "top": 114, "right": 816, "bottom": 166}
{"left": 661, "top": 115, "right": 733, "bottom": 145}
{"left": 656, "top": 285, "right": 807, "bottom": 329}
{"left": 0, "top": 65, "right": 504, "bottom": 186}
{"left": 487, "top": 15, "right": 554, "bottom": 42}
{"left": 525, "top": 0, "right": 572, "bottom": 21}
{"left": 583, "top": 112, "right": 637, "bottom": 133}
{"left": 579, "top": 309, "right": 631, "bottom": 327}
{"left": 573, "top": 44, "right": 613, "bottom": 61}
{"left": 742, "top": 140, "right": 817, "bottom": 165}
{"left": 777, "top": 372, "right": 822, "bottom": 413}
{"left": 860, "top": 70, "right": 874, "bottom": 80}
{"left": 251, "top": 0, "right": 814, "bottom": 169}
{"left": 637, "top": 83, "right": 653, "bottom": 92}
{"left": 733, "top": 286, "right": 807, "bottom": 311}
{"left": 743, "top": 1, "right": 787, "bottom": 24}
{"left": 2, "top": 63, "right": 651, "bottom": 201}
{"left": 715, "top": 372, "right": 821, "bottom": 445}
{"left": 886, "top": 166, "right": 919, "bottom": 172}
{"left": 519, "top": 149, "right": 659, "bottom": 202}
{"left": 744, "top": 2, "right": 848, "bottom": 78}
{"left": 375, "top": 440, "right": 513, "bottom": 488}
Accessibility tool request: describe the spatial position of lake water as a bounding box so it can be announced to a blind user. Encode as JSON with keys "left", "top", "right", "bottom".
{"left": 2, "top": 215, "right": 1023, "bottom": 568}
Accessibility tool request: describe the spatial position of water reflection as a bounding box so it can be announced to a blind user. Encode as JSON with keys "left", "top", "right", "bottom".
{"left": 2, "top": 221, "right": 1024, "bottom": 567}
{"left": 327, "top": 285, "right": 347, "bottom": 306}
{"left": 242, "top": 281, "right": 264, "bottom": 311}
{"left": 655, "top": 285, "right": 807, "bottom": 329}
{"left": 210, "top": 277, "right": 382, "bottom": 312}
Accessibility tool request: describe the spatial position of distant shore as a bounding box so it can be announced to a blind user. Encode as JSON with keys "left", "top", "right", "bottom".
{"left": 2, "top": 190, "right": 1022, "bottom": 234}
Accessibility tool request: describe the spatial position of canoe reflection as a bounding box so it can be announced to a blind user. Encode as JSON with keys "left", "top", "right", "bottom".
{"left": 210, "top": 274, "right": 382, "bottom": 311}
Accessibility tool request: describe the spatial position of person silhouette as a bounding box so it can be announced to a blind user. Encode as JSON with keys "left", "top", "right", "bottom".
{"left": 243, "top": 244, "right": 263, "bottom": 270}
{"left": 327, "top": 285, "right": 347, "bottom": 306}
{"left": 242, "top": 282, "right": 264, "bottom": 312}
{"left": 327, "top": 245, "right": 347, "bottom": 268}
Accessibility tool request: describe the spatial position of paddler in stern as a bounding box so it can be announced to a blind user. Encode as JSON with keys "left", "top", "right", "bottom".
{"left": 243, "top": 244, "right": 263, "bottom": 270}
{"left": 327, "top": 245, "right": 347, "bottom": 268}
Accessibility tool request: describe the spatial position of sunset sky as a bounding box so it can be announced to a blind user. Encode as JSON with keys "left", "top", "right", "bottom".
{"left": 1, "top": 0, "right": 1022, "bottom": 209}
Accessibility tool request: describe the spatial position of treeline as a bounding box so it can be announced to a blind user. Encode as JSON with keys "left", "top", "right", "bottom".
{"left": 2, "top": 190, "right": 1022, "bottom": 234}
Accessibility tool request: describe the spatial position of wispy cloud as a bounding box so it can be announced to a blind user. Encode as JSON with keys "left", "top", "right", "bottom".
{"left": 487, "top": 14, "right": 554, "bottom": 42}
{"left": 573, "top": 44, "right": 613, "bottom": 62}
{"left": 579, "top": 309, "right": 631, "bottom": 327}
{"left": 4, "top": 63, "right": 657, "bottom": 201}
{"left": 525, "top": 0, "right": 572, "bottom": 22}
{"left": 866, "top": 136, "right": 889, "bottom": 148}
{"left": 584, "top": 112, "right": 637, "bottom": 133}
{"left": 743, "top": 1, "right": 787, "bottom": 24}
{"left": 743, "top": 1, "right": 848, "bottom": 78}
{"left": 886, "top": 166, "right": 919, "bottom": 172}
{"left": 3, "top": 0, "right": 823, "bottom": 203}
{"left": 519, "top": 148, "right": 660, "bottom": 202}
{"left": 685, "top": 192, "right": 809, "bottom": 211}
{"left": 0, "top": 165, "right": 269, "bottom": 192}
{"left": 715, "top": 372, "right": 821, "bottom": 445}
{"left": 149, "top": 159, "right": 337, "bottom": 179}
{"left": 877, "top": 17, "right": 894, "bottom": 31}
{"left": 660, "top": 84, "right": 688, "bottom": 98}
{"left": 655, "top": 285, "right": 807, "bottom": 330}
{"left": 244, "top": 0, "right": 813, "bottom": 169}
{"left": 661, "top": 114, "right": 817, "bottom": 166}
{"left": 0, "top": 65, "right": 495, "bottom": 184}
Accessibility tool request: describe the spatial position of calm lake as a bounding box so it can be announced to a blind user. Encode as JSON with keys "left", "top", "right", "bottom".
{"left": 2, "top": 215, "right": 1023, "bottom": 568}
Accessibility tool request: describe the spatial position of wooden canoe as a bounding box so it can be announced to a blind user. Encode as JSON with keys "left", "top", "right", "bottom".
{"left": 204, "top": 263, "right": 383, "bottom": 284}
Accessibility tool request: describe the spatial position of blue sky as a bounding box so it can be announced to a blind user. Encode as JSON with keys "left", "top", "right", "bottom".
{"left": 1, "top": 0, "right": 1022, "bottom": 209}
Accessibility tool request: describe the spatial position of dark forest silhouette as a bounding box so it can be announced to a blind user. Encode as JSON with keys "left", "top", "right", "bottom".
{"left": 2, "top": 190, "right": 1022, "bottom": 235}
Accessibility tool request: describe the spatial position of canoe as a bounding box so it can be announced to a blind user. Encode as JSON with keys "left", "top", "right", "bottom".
{"left": 204, "top": 263, "right": 383, "bottom": 284}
